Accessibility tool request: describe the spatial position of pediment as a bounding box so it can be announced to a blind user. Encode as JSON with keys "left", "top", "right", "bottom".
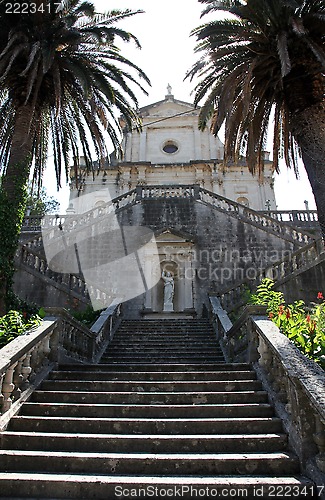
{"left": 155, "top": 228, "right": 195, "bottom": 245}
{"left": 140, "top": 98, "right": 198, "bottom": 120}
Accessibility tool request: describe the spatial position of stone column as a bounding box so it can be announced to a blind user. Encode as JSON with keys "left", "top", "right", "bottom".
{"left": 139, "top": 129, "right": 147, "bottom": 161}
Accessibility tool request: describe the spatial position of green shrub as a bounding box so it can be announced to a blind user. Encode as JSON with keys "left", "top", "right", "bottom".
{"left": 248, "top": 279, "right": 325, "bottom": 370}
{"left": 0, "top": 310, "right": 42, "bottom": 348}
{"left": 69, "top": 304, "right": 103, "bottom": 328}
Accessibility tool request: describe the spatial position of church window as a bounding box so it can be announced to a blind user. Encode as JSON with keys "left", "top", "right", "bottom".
{"left": 162, "top": 140, "right": 179, "bottom": 154}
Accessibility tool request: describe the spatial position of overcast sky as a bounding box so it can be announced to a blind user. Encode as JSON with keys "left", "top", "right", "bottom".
{"left": 44, "top": 0, "right": 316, "bottom": 211}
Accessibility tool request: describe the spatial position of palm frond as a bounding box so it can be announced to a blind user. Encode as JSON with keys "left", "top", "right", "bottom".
{"left": 187, "top": 0, "right": 325, "bottom": 176}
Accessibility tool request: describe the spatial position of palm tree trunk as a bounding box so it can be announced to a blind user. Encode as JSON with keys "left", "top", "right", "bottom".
{"left": 290, "top": 102, "right": 325, "bottom": 243}
{"left": 0, "top": 105, "right": 36, "bottom": 315}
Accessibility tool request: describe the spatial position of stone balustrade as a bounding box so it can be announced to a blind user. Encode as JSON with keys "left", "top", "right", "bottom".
{"left": 0, "top": 303, "right": 122, "bottom": 428}
{"left": 0, "top": 319, "right": 59, "bottom": 430}
{"left": 209, "top": 297, "right": 325, "bottom": 494}
{"left": 15, "top": 242, "right": 112, "bottom": 307}
{"left": 198, "top": 187, "right": 313, "bottom": 245}
{"left": 262, "top": 210, "right": 319, "bottom": 225}
{"left": 262, "top": 237, "right": 324, "bottom": 282}
{"left": 22, "top": 186, "right": 317, "bottom": 247}
{"left": 139, "top": 185, "right": 196, "bottom": 199}
{"left": 218, "top": 237, "right": 325, "bottom": 312}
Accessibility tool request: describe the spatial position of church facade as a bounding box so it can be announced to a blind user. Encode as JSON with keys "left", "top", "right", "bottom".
{"left": 69, "top": 87, "right": 276, "bottom": 212}
{"left": 61, "top": 89, "right": 300, "bottom": 318}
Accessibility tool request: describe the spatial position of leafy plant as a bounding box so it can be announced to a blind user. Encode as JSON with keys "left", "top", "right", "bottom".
{"left": 248, "top": 279, "right": 325, "bottom": 369}
{"left": 25, "top": 184, "right": 60, "bottom": 217}
{"left": 0, "top": 310, "right": 42, "bottom": 348}
{"left": 249, "top": 278, "right": 285, "bottom": 311}
{"left": 69, "top": 305, "right": 103, "bottom": 328}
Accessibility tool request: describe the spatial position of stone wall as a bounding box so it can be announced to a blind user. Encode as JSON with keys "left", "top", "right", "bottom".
{"left": 117, "top": 198, "right": 296, "bottom": 317}
{"left": 15, "top": 197, "right": 319, "bottom": 317}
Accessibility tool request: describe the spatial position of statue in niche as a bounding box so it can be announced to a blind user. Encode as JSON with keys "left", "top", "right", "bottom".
{"left": 161, "top": 271, "right": 174, "bottom": 312}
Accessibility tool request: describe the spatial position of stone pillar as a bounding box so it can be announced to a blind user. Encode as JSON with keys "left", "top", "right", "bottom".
{"left": 194, "top": 128, "right": 202, "bottom": 159}
{"left": 139, "top": 129, "right": 147, "bottom": 161}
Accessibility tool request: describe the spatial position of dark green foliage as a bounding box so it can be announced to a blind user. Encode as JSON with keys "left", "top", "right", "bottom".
{"left": 69, "top": 304, "right": 103, "bottom": 328}
{"left": 187, "top": 0, "right": 325, "bottom": 174}
{"left": 25, "top": 185, "right": 60, "bottom": 216}
{"left": 0, "top": 1, "right": 149, "bottom": 313}
{"left": 248, "top": 278, "right": 325, "bottom": 369}
{"left": 0, "top": 310, "right": 42, "bottom": 348}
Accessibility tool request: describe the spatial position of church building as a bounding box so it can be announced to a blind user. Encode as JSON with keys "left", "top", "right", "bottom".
{"left": 49, "top": 88, "right": 301, "bottom": 318}
{"left": 69, "top": 86, "right": 276, "bottom": 211}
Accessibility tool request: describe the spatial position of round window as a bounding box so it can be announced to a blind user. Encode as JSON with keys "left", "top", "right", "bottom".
{"left": 162, "top": 141, "right": 179, "bottom": 154}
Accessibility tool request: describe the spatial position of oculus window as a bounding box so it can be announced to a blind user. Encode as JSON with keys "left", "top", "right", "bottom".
{"left": 162, "top": 140, "right": 179, "bottom": 154}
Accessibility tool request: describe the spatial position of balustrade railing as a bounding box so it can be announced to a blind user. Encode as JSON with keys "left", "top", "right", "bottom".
{"left": 22, "top": 187, "right": 318, "bottom": 245}
{"left": 0, "top": 303, "right": 122, "bottom": 426}
{"left": 218, "top": 238, "right": 325, "bottom": 312}
{"left": 198, "top": 187, "right": 313, "bottom": 245}
{"left": 139, "top": 185, "right": 196, "bottom": 199}
{"left": 209, "top": 297, "right": 325, "bottom": 491}
{"left": 261, "top": 210, "right": 319, "bottom": 225}
{"left": 16, "top": 242, "right": 113, "bottom": 308}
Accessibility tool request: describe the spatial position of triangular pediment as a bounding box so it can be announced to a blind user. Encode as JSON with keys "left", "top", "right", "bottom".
{"left": 155, "top": 228, "right": 195, "bottom": 244}
{"left": 140, "top": 97, "right": 198, "bottom": 120}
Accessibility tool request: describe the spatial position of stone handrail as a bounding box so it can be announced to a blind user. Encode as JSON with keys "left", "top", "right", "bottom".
{"left": 15, "top": 243, "right": 113, "bottom": 309}
{"left": 262, "top": 237, "right": 325, "bottom": 282}
{"left": 208, "top": 297, "right": 325, "bottom": 493}
{"left": 22, "top": 208, "right": 319, "bottom": 233}
{"left": 22, "top": 186, "right": 315, "bottom": 247}
{"left": 16, "top": 243, "right": 89, "bottom": 301}
{"left": 0, "top": 303, "right": 122, "bottom": 427}
{"left": 218, "top": 237, "right": 325, "bottom": 312}
{"left": 260, "top": 210, "right": 319, "bottom": 225}
{"left": 198, "top": 187, "right": 314, "bottom": 245}
{"left": 42, "top": 189, "right": 138, "bottom": 232}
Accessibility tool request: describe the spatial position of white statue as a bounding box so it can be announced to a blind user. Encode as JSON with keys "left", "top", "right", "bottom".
{"left": 161, "top": 270, "right": 174, "bottom": 312}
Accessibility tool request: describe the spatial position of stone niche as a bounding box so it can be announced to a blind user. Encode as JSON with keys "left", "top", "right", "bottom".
{"left": 143, "top": 230, "right": 195, "bottom": 316}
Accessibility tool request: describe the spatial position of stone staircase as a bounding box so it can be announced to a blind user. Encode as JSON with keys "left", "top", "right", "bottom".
{"left": 0, "top": 319, "right": 315, "bottom": 498}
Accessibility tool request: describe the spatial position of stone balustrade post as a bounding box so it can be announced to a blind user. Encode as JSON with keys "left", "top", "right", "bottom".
{"left": 21, "top": 353, "right": 32, "bottom": 391}
{"left": 12, "top": 357, "right": 25, "bottom": 400}
{"left": 2, "top": 362, "right": 18, "bottom": 413}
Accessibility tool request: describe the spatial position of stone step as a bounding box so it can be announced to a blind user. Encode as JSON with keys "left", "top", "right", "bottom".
{"left": 108, "top": 340, "right": 222, "bottom": 353}
{"left": 39, "top": 380, "right": 263, "bottom": 393}
{"left": 58, "top": 362, "right": 250, "bottom": 372}
{"left": 115, "top": 331, "right": 215, "bottom": 335}
{"left": 31, "top": 390, "right": 269, "bottom": 405}
{"left": 104, "top": 351, "right": 224, "bottom": 357}
{"left": 101, "top": 352, "right": 224, "bottom": 356}
{"left": 1, "top": 431, "right": 288, "bottom": 453}
{"left": 0, "top": 450, "right": 299, "bottom": 476}
{"left": 118, "top": 321, "right": 213, "bottom": 327}
{"left": 99, "top": 356, "right": 226, "bottom": 363}
{"left": 0, "top": 473, "right": 315, "bottom": 499}
{"left": 20, "top": 402, "right": 274, "bottom": 419}
{"left": 112, "top": 332, "right": 217, "bottom": 344}
{"left": 49, "top": 370, "right": 257, "bottom": 381}
{"left": 9, "top": 416, "right": 283, "bottom": 435}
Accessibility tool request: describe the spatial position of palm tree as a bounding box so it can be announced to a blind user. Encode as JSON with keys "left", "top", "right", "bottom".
{"left": 187, "top": 0, "right": 325, "bottom": 238}
{"left": 0, "top": 0, "right": 150, "bottom": 314}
